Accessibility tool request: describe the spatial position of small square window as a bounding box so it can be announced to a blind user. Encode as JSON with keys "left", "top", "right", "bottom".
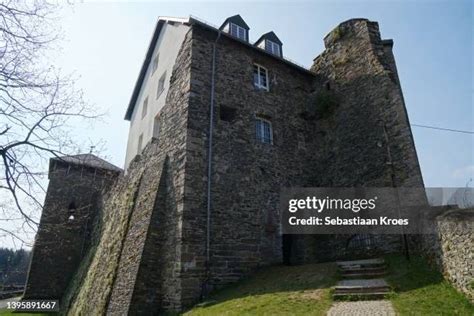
{"left": 151, "top": 54, "right": 159, "bottom": 75}
{"left": 141, "top": 97, "right": 148, "bottom": 119}
{"left": 253, "top": 64, "right": 269, "bottom": 91}
{"left": 157, "top": 72, "right": 166, "bottom": 99}
{"left": 219, "top": 105, "right": 237, "bottom": 122}
{"left": 255, "top": 117, "right": 273, "bottom": 144}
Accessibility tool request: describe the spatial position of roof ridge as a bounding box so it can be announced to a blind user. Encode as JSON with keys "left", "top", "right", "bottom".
{"left": 53, "top": 153, "right": 122, "bottom": 172}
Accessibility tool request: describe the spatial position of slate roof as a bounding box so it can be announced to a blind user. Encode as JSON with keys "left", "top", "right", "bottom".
{"left": 219, "top": 14, "right": 250, "bottom": 30}
{"left": 52, "top": 154, "right": 122, "bottom": 173}
{"left": 255, "top": 31, "right": 283, "bottom": 46}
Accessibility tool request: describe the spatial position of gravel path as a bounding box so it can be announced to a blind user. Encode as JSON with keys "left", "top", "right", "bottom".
{"left": 327, "top": 300, "right": 396, "bottom": 316}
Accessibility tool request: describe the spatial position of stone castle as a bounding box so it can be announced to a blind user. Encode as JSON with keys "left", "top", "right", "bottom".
{"left": 24, "top": 15, "right": 428, "bottom": 313}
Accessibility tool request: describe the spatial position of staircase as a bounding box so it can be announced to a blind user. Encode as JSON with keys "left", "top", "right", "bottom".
{"left": 333, "top": 258, "right": 390, "bottom": 299}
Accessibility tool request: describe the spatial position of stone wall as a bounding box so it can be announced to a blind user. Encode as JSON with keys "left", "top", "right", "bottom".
{"left": 417, "top": 208, "right": 474, "bottom": 301}
{"left": 176, "top": 18, "right": 425, "bottom": 301}
{"left": 310, "top": 19, "right": 424, "bottom": 188}
{"left": 62, "top": 29, "right": 195, "bottom": 314}
{"left": 291, "top": 19, "right": 426, "bottom": 263}
{"left": 108, "top": 27, "right": 194, "bottom": 313}
{"left": 181, "top": 25, "right": 318, "bottom": 301}
{"left": 24, "top": 160, "right": 119, "bottom": 301}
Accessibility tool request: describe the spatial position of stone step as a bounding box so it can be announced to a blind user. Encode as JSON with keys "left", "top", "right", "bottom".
{"left": 340, "top": 266, "right": 387, "bottom": 278}
{"left": 339, "top": 265, "right": 386, "bottom": 272}
{"left": 333, "top": 258, "right": 392, "bottom": 301}
{"left": 336, "top": 258, "right": 385, "bottom": 269}
{"left": 340, "top": 266, "right": 386, "bottom": 273}
{"left": 335, "top": 278, "right": 388, "bottom": 289}
{"left": 333, "top": 278, "right": 390, "bottom": 300}
{"left": 333, "top": 279, "right": 391, "bottom": 300}
{"left": 335, "top": 286, "right": 390, "bottom": 293}
{"left": 341, "top": 271, "right": 387, "bottom": 278}
{"left": 333, "top": 292, "right": 390, "bottom": 300}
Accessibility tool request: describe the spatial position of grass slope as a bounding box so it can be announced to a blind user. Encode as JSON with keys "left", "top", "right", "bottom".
{"left": 185, "top": 263, "right": 337, "bottom": 316}
{"left": 385, "top": 254, "right": 474, "bottom": 315}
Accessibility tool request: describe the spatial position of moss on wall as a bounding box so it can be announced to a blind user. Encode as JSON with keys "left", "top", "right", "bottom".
{"left": 63, "top": 171, "right": 144, "bottom": 315}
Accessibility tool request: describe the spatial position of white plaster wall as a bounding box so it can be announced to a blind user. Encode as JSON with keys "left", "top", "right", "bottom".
{"left": 124, "top": 22, "right": 190, "bottom": 169}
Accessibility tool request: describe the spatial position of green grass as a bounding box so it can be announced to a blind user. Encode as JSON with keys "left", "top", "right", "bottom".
{"left": 385, "top": 254, "right": 474, "bottom": 315}
{"left": 184, "top": 262, "right": 337, "bottom": 316}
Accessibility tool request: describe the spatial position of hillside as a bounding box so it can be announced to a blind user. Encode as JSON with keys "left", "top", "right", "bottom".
{"left": 185, "top": 262, "right": 337, "bottom": 315}
{"left": 185, "top": 255, "right": 474, "bottom": 315}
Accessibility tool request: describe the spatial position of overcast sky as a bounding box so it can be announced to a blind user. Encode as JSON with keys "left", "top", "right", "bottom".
{"left": 1, "top": 0, "right": 472, "bottom": 248}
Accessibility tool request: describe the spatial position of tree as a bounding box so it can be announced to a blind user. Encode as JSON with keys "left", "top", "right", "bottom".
{"left": 0, "top": 247, "right": 30, "bottom": 286}
{"left": 0, "top": 1, "right": 99, "bottom": 247}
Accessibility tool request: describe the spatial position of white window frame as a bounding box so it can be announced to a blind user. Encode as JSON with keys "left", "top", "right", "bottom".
{"left": 230, "top": 23, "right": 246, "bottom": 41}
{"left": 266, "top": 40, "right": 281, "bottom": 56}
{"left": 157, "top": 72, "right": 166, "bottom": 99}
{"left": 141, "top": 96, "right": 148, "bottom": 119}
{"left": 255, "top": 117, "right": 273, "bottom": 144}
{"left": 253, "top": 64, "right": 269, "bottom": 91}
{"left": 151, "top": 54, "right": 159, "bottom": 76}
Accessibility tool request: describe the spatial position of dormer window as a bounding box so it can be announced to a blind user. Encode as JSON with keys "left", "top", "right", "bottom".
{"left": 230, "top": 23, "right": 247, "bottom": 41}
{"left": 254, "top": 31, "right": 283, "bottom": 58}
{"left": 266, "top": 40, "right": 280, "bottom": 56}
{"left": 219, "top": 14, "right": 250, "bottom": 43}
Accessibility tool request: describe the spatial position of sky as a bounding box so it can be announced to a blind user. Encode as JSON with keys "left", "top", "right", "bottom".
{"left": 1, "top": 0, "right": 473, "bottom": 248}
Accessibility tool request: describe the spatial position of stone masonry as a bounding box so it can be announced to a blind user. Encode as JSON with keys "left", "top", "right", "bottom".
{"left": 25, "top": 17, "right": 429, "bottom": 314}
{"left": 417, "top": 208, "right": 474, "bottom": 301}
{"left": 24, "top": 155, "right": 121, "bottom": 300}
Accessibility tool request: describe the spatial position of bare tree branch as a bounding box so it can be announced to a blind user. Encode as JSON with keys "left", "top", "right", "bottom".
{"left": 0, "top": 1, "right": 101, "bottom": 246}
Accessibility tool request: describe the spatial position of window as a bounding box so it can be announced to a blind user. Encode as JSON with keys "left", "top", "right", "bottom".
{"left": 230, "top": 23, "right": 246, "bottom": 41}
{"left": 137, "top": 133, "right": 143, "bottom": 153}
{"left": 151, "top": 54, "right": 159, "bottom": 75}
{"left": 255, "top": 117, "right": 273, "bottom": 144}
{"left": 141, "top": 97, "right": 148, "bottom": 119}
{"left": 266, "top": 40, "right": 281, "bottom": 56}
{"left": 67, "top": 202, "right": 76, "bottom": 222}
{"left": 157, "top": 72, "right": 166, "bottom": 99}
{"left": 253, "top": 65, "right": 269, "bottom": 91}
{"left": 219, "top": 105, "right": 237, "bottom": 122}
{"left": 153, "top": 114, "right": 160, "bottom": 139}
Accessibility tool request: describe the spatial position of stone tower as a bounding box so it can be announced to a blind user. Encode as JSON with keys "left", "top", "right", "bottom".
{"left": 24, "top": 154, "right": 121, "bottom": 300}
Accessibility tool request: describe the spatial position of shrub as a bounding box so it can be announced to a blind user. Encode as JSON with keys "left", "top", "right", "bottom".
{"left": 332, "top": 26, "right": 345, "bottom": 42}
{"left": 303, "top": 90, "right": 339, "bottom": 120}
